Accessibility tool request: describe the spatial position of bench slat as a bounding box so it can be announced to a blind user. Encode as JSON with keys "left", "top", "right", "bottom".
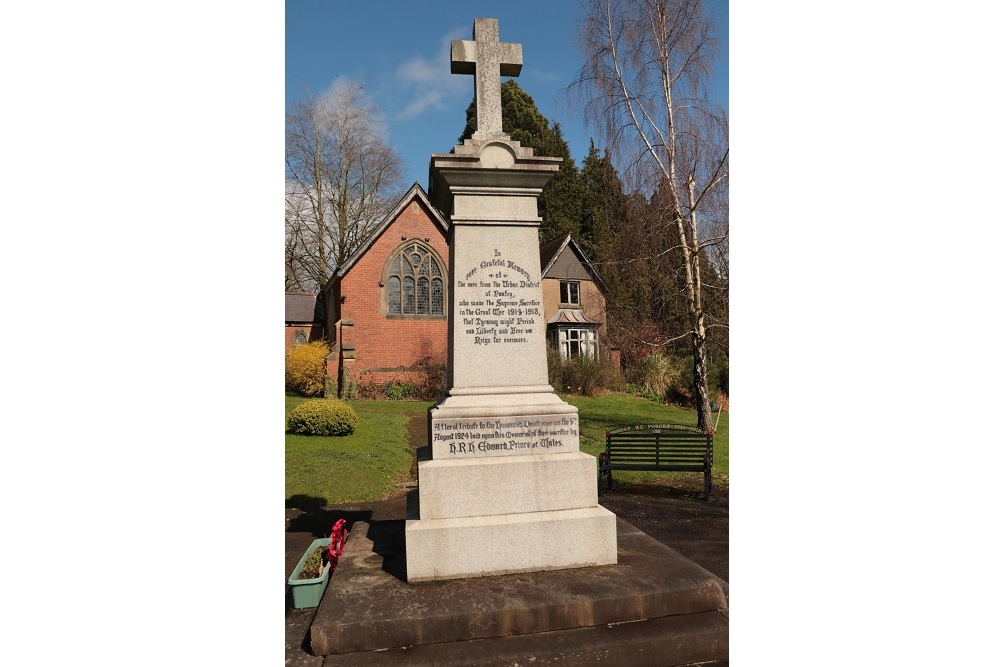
{"left": 608, "top": 467, "right": 705, "bottom": 472}
{"left": 609, "top": 433, "right": 705, "bottom": 442}
{"left": 607, "top": 457, "right": 706, "bottom": 462}
{"left": 611, "top": 446, "right": 703, "bottom": 451}
{"left": 610, "top": 451, "right": 705, "bottom": 456}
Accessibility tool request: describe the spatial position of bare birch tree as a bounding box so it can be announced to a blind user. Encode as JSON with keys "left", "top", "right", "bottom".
{"left": 574, "top": 0, "right": 728, "bottom": 430}
{"left": 285, "top": 80, "right": 405, "bottom": 291}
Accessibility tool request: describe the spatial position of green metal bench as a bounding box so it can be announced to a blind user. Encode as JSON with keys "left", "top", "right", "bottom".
{"left": 599, "top": 424, "right": 714, "bottom": 495}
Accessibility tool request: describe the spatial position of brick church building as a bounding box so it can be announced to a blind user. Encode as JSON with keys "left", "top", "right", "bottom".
{"left": 285, "top": 183, "right": 612, "bottom": 395}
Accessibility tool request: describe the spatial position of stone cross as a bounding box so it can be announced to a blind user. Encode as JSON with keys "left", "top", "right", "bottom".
{"left": 451, "top": 18, "right": 522, "bottom": 139}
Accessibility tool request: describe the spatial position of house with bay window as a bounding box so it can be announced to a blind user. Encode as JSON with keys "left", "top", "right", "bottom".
{"left": 538, "top": 233, "right": 608, "bottom": 360}
{"left": 312, "top": 183, "right": 613, "bottom": 396}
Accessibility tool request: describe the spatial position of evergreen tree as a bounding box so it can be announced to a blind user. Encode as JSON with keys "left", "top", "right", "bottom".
{"left": 579, "top": 139, "right": 624, "bottom": 269}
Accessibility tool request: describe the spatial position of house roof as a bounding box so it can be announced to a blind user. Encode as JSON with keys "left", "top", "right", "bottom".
{"left": 539, "top": 233, "right": 608, "bottom": 293}
{"left": 285, "top": 292, "right": 323, "bottom": 323}
{"left": 547, "top": 308, "right": 603, "bottom": 325}
{"left": 326, "top": 182, "right": 450, "bottom": 289}
{"left": 538, "top": 233, "right": 569, "bottom": 273}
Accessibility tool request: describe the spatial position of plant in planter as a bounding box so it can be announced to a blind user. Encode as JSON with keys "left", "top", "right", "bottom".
{"left": 296, "top": 544, "right": 328, "bottom": 580}
{"left": 287, "top": 519, "right": 350, "bottom": 609}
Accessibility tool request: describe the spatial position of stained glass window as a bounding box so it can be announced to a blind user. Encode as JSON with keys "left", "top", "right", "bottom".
{"left": 385, "top": 242, "right": 445, "bottom": 316}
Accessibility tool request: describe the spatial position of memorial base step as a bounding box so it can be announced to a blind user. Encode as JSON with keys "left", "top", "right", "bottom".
{"left": 308, "top": 519, "right": 728, "bottom": 665}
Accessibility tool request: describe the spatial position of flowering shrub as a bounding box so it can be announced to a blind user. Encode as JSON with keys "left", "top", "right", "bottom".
{"left": 286, "top": 341, "right": 330, "bottom": 396}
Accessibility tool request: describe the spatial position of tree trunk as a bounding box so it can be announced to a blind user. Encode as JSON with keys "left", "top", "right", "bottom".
{"left": 686, "top": 177, "right": 712, "bottom": 432}
{"left": 313, "top": 133, "right": 326, "bottom": 281}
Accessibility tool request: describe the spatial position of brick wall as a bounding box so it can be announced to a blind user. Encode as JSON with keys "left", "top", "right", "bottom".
{"left": 284, "top": 324, "right": 324, "bottom": 347}
{"left": 330, "top": 197, "right": 449, "bottom": 391}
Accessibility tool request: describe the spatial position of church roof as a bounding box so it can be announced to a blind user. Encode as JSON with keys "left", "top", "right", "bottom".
{"left": 285, "top": 292, "right": 323, "bottom": 324}
{"left": 329, "top": 182, "right": 449, "bottom": 286}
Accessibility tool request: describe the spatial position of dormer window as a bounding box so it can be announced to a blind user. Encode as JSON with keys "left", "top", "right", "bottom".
{"left": 560, "top": 281, "right": 580, "bottom": 306}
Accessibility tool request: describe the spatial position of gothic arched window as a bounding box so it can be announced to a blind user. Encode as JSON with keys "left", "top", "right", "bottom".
{"left": 384, "top": 242, "right": 446, "bottom": 317}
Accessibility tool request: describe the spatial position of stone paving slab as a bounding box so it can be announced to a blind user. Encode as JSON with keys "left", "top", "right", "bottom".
{"left": 309, "top": 518, "right": 728, "bottom": 657}
{"left": 320, "top": 611, "right": 729, "bottom": 666}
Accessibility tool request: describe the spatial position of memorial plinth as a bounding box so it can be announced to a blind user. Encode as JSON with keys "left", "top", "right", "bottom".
{"left": 404, "top": 130, "right": 617, "bottom": 581}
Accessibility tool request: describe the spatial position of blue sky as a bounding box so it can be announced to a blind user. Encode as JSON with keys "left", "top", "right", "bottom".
{"left": 286, "top": 0, "right": 728, "bottom": 189}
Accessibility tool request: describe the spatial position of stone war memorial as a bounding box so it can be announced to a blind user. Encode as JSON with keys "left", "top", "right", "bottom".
{"left": 307, "top": 19, "right": 728, "bottom": 666}
{"left": 405, "top": 16, "right": 618, "bottom": 582}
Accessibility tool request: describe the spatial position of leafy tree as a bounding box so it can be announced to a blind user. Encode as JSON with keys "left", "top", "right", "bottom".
{"left": 286, "top": 81, "right": 405, "bottom": 291}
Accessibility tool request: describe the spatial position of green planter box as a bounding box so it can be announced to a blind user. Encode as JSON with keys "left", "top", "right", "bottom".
{"left": 288, "top": 538, "right": 332, "bottom": 609}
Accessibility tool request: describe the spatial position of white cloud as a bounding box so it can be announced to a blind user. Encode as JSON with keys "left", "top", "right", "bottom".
{"left": 398, "top": 90, "right": 443, "bottom": 118}
{"left": 529, "top": 68, "right": 561, "bottom": 83}
{"left": 393, "top": 27, "right": 469, "bottom": 120}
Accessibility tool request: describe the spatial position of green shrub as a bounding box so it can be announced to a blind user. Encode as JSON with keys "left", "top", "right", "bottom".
{"left": 287, "top": 399, "right": 358, "bottom": 436}
{"left": 631, "top": 352, "right": 724, "bottom": 407}
{"left": 347, "top": 357, "right": 446, "bottom": 402}
{"left": 546, "top": 343, "right": 564, "bottom": 389}
{"left": 671, "top": 354, "right": 725, "bottom": 406}
{"left": 411, "top": 356, "right": 447, "bottom": 401}
{"left": 625, "top": 382, "right": 662, "bottom": 403}
{"left": 384, "top": 380, "right": 417, "bottom": 400}
{"left": 638, "top": 352, "right": 680, "bottom": 399}
{"left": 286, "top": 341, "right": 330, "bottom": 396}
{"left": 338, "top": 366, "right": 357, "bottom": 400}
{"left": 668, "top": 354, "right": 696, "bottom": 405}
{"left": 547, "top": 344, "right": 621, "bottom": 396}
{"left": 561, "top": 353, "right": 622, "bottom": 396}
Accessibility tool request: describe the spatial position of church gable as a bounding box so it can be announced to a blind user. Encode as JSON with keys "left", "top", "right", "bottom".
{"left": 324, "top": 183, "right": 451, "bottom": 395}
{"left": 333, "top": 183, "right": 449, "bottom": 281}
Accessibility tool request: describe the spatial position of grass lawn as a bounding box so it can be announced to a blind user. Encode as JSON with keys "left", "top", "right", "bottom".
{"left": 286, "top": 392, "right": 727, "bottom": 506}
{"left": 285, "top": 393, "right": 432, "bottom": 506}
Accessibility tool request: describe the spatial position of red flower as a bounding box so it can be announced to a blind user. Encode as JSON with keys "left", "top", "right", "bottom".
{"left": 327, "top": 518, "right": 349, "bottom": 570}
